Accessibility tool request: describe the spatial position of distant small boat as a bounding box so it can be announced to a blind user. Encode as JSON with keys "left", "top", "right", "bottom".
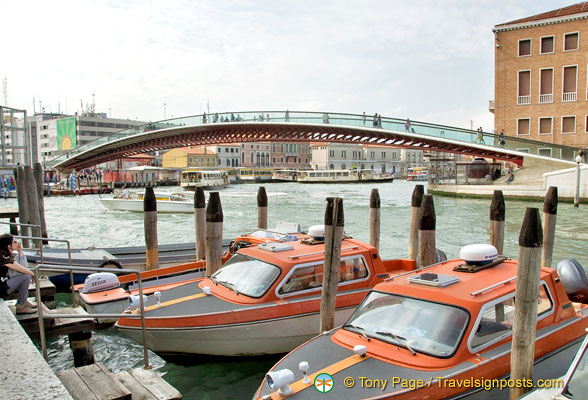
{"left": 100, "top": 191, "right": 194, "bottom": 213}
{"left": 406, "top": 167, "right": 428, "bottom": 181}
{"left": 180, "top": 169, "right": 229, "bottom": 191}
{"left": 297, "top": 169, "right": 394, "bottom": 183}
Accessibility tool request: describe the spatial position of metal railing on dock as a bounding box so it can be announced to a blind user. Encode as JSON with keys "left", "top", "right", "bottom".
{"left": 33, "top": 263, "right": 151, "bottom": 369}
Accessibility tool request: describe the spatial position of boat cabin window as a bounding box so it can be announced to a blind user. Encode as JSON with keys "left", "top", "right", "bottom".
{"left": 343, "top": 291, "right": 469, "bottom": 358}
{"left": 210, "top": 253, "right": 280, "bottom": 298}
{"left": 278, "top": 256, "right": 369, "bottom": 295}
{"left": 470, "top": 284, "right": 553, "bottom": 351}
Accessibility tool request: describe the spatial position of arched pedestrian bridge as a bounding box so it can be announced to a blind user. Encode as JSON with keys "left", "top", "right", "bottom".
{"left": 51, "top": 111, "right": 580, "bottom": 171}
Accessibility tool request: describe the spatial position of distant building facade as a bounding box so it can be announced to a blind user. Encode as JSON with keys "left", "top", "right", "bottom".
{"left": 493, "top": 3, "right": 588, "bottom": 150}
{"left": 162, "top": 147, "right": 218, "bottom": 169}
{"left": 240, "top": 142, "right": 272, "bottom": 167}
{"left": 270, "top": 142, "right": 311, "bottom": 169}
{"left": 208, "top": 144, "right": 240, "bottom": 168}
{"left": 309, "top": 143, "right": 411, "bottom": 174}
{"left": 32, "top": 112, "right": 146, "bottom": 167}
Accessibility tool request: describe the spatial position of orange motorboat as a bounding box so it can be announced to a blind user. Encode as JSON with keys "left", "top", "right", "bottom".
{"left": 75, "top": 223, "right": 307, "bottom": 322}
{"left": 255, "top": 251, "right": 588, "bottom": 399}
{"left": 115, "top": 233, "right": 416, "bottom": 356}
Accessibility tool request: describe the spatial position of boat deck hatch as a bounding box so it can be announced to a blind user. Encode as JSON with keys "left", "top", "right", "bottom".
{"left": 257, "top": 242, "right": 294, "bottom": 252}
{"left": 407, "top": 273, "right": 460, "bottom": 287}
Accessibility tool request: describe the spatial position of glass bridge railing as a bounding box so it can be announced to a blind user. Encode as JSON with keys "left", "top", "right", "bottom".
{"left": 48, "top": 111, "right": 581, "bottom": 168}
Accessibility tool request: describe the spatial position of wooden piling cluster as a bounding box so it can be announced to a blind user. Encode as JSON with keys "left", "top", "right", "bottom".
{"left": 489, "top": 190, "right": 505, "bottom": 255}
{"left": 13, "top": 163, "right": 49, "bottom": 248}
{"left": 320, "top": 197, "right": 344, "bottom": 333}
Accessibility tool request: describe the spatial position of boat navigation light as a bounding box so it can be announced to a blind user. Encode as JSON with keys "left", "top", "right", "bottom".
{"left": 266, "top": 369, "right": 295, "bottom": 396}
{"left": 154, "top": 291, "right": 161, "bottom": 306}
{"left": 354, "top": 345, "right": 367, "bottom": 357}
{"left": 128, "top": 294, "right": 148, "bottom": 310}
{"left": 203, "top": 286, "right": 211, "bottom": 295}
{"left": 299, "top": 361, "right": 310, "bottom": 384}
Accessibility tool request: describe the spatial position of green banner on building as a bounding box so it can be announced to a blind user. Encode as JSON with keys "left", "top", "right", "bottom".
{"left": 57, "top": 117, "right": 77, "bottom": 150}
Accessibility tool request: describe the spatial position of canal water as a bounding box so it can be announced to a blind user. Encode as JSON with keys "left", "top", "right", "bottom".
{"left": 4, "top": 180, "right": 588, "bottom": 399}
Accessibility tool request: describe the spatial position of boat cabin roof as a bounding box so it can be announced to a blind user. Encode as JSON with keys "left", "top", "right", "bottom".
{"left": 377, "top": 258, "right": 556, "bottom": 306}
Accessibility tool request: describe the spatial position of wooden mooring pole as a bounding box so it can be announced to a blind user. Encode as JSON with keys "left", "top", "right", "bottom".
{"left": 542, "top": 187, "right": 558, "bottom": 268}
{"left": 69, "top": 331, "right": 95, "bottom": 367}
{"left": 194, "top": 187, "right": 206, "bottom": 261}
{"left": 320, "top": 197, "right": 344, "bottom": 333}
{"left": 418, "top": 194, "right": 436, "bottom": 268}
{"left": 369, "top": 189, "right": 380, "bottom": 251}
{"left": 489, "top": 190, "right": 505, "bottom": 255}
{"left": 409, "top": 185, "right": 424, "bottom": 260}
{"left": 15, "top": 166, "right": 30, "bottom": 248}
{"left": 205, "top": 192, "right": 223, "bottom": 276}
{"left": 257, "top": 186, "right": 268, "bottom": 230}
{"left": 33, "top": 163, "right": 49, "bottom": 243}
{"left": 24, "top": 167, "right": 42, "bottom": 249}
{"left": 510, "top": 208, "right": 543, "bottom": 400}
{"left": 144, "top": 186, "right": 159, "bottom": 270}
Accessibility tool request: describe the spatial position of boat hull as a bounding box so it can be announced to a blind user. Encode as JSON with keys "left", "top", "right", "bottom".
{"left": 100, "top": 198, "right": 194, "bottom": 213}
{"left": 116, "top": 307, "right": 355, "bottom": 356}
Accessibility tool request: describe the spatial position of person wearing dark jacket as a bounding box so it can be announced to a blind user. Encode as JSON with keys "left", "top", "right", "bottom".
{"left": 0, "top": 234, "right": 36, "bottom": 314}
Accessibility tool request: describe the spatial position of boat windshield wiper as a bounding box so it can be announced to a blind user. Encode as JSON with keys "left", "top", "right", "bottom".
{"left": 343, "top": 323, "right": 370, "bottom": 341}
{"left": 215, "top": 279, "right": 240, "bottom": 294}
{"left": 375, "top": 330, "right": 416, "bottom": 355}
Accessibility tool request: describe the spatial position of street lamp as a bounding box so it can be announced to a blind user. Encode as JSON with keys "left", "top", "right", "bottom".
{"left": 574, "top": 151, "right": 583, "bottom": 207}
{"left": 163, "top": 103, "right": 167, "bottom": 120}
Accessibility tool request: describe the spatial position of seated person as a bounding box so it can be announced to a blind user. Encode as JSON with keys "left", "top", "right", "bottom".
{"left": 0, "top": 234, "right": 36, "bottom": 314}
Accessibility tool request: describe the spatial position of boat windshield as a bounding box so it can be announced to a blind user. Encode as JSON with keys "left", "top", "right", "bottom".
{"left": 343, "top": 291, "right": 469, "bottom": 358}
{"left": 561, "top": 339, "right": 588, "bottom": 398}
{"left": 210, "top": 253, "right": 281, "bottom": 298}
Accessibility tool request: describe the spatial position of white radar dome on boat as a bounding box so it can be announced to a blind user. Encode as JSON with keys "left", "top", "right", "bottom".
{"left": 82, "top": 272, "right": 120, "bottom": 294}
{"left": 459, "top": 244, "right": 498, "bottom": 266}
{"left": 308, "top": 225, "right": 325, "bottom": 240}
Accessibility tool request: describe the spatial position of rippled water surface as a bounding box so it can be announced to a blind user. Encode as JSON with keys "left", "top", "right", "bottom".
{"left": 6, "top": 180, "right": 588, "bottom": 399}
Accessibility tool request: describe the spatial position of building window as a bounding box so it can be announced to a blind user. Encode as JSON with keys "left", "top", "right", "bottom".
{"left": 540, "top": 36, "right": 554, "bottom": 54}
{"left": 517, "top": 118, "right": 530, "bottom": 136}
{"left": 563, "top": 66, "right": 577, "bottom": 102}
{"left": 562, "top": 116, "right": 576, "bottom": 134}
{"left": 539, "top": 117, "right": 552, "bottom": 135}
{"left": 586, "top": 115, "right": 588, "bottom": 133}
{"left": 329, "top": 150, "right": 334, "bottom": 157}
{"left": 517, "top": 70, "right": 531, "bottom": 105}
{"left": 518, "top": 39, "right": 531, "bottom": 56}
{"left": 539, "top": 68, "right": 553, "bottom": 103}
{"left": 564, "top": 32, "right": 579, "bottom": 51}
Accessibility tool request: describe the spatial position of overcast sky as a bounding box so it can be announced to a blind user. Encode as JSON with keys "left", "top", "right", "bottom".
{"left": 1, "top": 0, "right": 569, "bottom": 131}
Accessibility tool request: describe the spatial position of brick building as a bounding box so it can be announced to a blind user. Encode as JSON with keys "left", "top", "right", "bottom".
{"left": 493, "top": 2, "right": 588, "bottom": 150}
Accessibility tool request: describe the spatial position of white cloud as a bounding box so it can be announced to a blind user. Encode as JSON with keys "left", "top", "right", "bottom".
{"left": 1, "top": 0, "right": 567, "bottom": 130}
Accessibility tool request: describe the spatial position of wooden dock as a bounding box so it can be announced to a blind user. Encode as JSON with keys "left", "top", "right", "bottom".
{"left": 12, "top": 302, "right": 96, "bottom": 337}
{"left": 58, "top": 363, "right": 182, "bottom": 400}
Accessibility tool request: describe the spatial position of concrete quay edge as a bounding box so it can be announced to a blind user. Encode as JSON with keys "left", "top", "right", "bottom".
{"left": 0, "top": 300, "right": 73, "bottom": 400}
{"left": 428, "top": 184, "right": 587, "bottom": 203}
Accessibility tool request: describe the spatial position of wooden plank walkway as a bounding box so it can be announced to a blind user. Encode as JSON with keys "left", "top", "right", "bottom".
{"left": 58, "top": 363, "right": 182, "bottom": 400}
{"left": 10, "top": 302, "right": 96, "bottom": 337}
